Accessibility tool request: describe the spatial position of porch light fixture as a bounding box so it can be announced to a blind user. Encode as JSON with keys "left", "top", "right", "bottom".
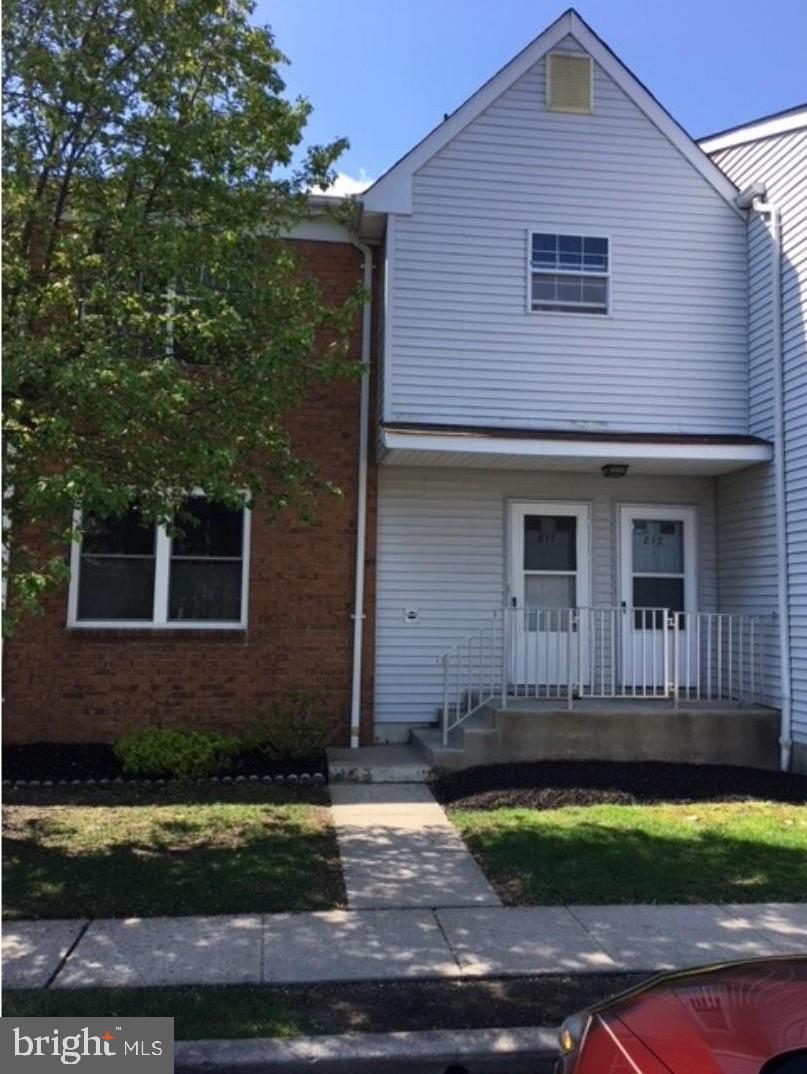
{"left": 601, "top": 463, "right": 629, "bottom": 479}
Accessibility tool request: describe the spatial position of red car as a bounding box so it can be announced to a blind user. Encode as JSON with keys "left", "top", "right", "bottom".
{"left": 557, "top": 957, "right": 807, "bottom": 1073}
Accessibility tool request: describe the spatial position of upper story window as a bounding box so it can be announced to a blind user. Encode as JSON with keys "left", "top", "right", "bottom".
{"left": 529, "top": 232, "right": 609, "bottom": 315}
{"left": 68, "top": 497, "right": 250, "bottom": 629}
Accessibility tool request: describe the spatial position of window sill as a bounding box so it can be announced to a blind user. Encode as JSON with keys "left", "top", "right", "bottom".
{"left": 66, "top": 626, "right": 248, "bottom": 641}
{"left": 527, "top": 308, "right": 612, "bottom": 320}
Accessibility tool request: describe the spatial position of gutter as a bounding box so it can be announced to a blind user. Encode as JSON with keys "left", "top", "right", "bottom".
{"left": 348, "top": 236, "right": 373, "bottom": 749}
{"left": 740, "top": 185, "right": 792, "bottom": 769}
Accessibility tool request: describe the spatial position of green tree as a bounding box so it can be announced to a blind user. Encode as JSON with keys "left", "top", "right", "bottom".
{"left": 2, "top": 0, "right": 358, "bottom": 626}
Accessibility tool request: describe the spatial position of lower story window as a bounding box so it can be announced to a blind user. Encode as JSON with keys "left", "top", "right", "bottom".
{"left": 69, "top": 498, "right": 250, "bottom": 628}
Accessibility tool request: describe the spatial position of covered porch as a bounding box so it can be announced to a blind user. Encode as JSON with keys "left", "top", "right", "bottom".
{"left": 440, "top": 603, "right": 774, "bottom": 734}
{"left": 428, "top": 609, "right": 780, "bottom": 771}
{"left": 374, "top": 423, "right": 779, "bottom": 767}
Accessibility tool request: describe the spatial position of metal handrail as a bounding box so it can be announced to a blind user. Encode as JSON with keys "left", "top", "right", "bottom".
{"left": 437, "top": 609, "right": 505, "bottom": 746}
{"left": 437, "top": 606, "right": 771, "bottom": 746}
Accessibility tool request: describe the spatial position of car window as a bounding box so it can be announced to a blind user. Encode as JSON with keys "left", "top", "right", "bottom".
{"left": 760, "top": 1050, "right": 807, "bottom": 1074}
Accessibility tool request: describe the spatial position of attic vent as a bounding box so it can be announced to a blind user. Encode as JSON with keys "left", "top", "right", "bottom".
{"left": 546, "top": 53, "right": 592, "bottom": 114}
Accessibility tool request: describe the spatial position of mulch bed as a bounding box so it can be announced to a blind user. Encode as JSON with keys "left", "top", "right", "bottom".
{"left": 2, "top": 742, "right": 327, "bottom": 783}
{"left": 433, "top": 760, "right": 807, "bottom": 811}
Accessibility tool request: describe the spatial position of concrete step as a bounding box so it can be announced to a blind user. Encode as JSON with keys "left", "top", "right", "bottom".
{"left": 327, "top": 745, "right": 432, "bottom": 783}
{"left": 411, "top": 708, "right": 498, "bottom": 772}
{"left": 410, "top": 727, "right": 462, "bottom": 768}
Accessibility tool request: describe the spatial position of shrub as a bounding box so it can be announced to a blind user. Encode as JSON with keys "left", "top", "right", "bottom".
{"left": 114, "top": 727, "right": 241, "bottom": 779}
{"left": 246, "top": 692, "right": 333, "bottom": 761}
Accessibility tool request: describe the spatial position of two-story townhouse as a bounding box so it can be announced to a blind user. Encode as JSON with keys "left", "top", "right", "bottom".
{"left": 358, "top": 9, "right": 791, "bottom": 770}
{"left": 6, "top": 9, "right": 805, "bottom": 776}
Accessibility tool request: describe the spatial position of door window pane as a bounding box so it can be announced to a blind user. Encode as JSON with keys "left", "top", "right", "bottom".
{"left": 524, "top": 515, "right": 577, "bottom": 571}
{"left": 525, "top": 574, "right": 576, "bottom": 631}
{"left": 633, "top": 576, "right": 684, "bottom": 628}
{"left": 632, "top": 520, "right": 684, "bottom": 574}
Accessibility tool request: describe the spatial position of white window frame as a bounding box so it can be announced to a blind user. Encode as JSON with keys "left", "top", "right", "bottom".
{"left": 527, "top": 230, "right": 610, "bottom": 316}
{"left": 67, "top": 495, "right": 251, "bottom": 630}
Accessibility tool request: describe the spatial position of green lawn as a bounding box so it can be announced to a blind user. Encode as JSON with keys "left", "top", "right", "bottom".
{"left": 451, "top": 801, "right": 807, "bottom": 905}
{"left": 3, "top": 785, "right": 345, "bottom": 919}
{"left": 3, "top": 973, "right": 649, "bottom": 1039}
{"left": 3, "top": 986, "right": 303, "bottom": 1040}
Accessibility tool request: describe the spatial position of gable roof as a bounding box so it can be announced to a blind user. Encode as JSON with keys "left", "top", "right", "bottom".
{"left": 362, "top": 8, "right": 742, "bottom": 216}
{"left": 699, "top": 104, "right": 807, "bottom": 154}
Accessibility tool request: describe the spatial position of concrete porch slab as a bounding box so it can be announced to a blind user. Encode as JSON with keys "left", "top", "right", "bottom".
{"left": 263, "top": 909, "right": 459, "bottom": 983}
{"left": 568, "top": 904, "right": 780, "bottom": 971}
{"left": 469, "top": 702, "right": 781, "bottom": 770}
{"left": 435, "top": 906, "right": 619, "bottom": 976}
{"left": 328, "top": 745, "right": 432, "bottom": 784}
{"left": 2, "top": 919, "right": 87, "bottom": 989}
{"left": 53, "top": 915, "right": 263, "bottom": 989}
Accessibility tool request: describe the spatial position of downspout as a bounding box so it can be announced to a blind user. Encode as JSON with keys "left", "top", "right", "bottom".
{"left": 740, "top": 185, "right": 792, "bottom": 769}
{"left": 348, "top": 236, "right": 373, "bottom": 749}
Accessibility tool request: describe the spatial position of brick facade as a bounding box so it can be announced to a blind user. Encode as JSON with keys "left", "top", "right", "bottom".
{"left": 3, "top": 238, "right": 377, "bottom": 746}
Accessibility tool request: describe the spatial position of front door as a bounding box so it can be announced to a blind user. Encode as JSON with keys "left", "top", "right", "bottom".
{"left": 509, "top": 502, "right": 590, "bottom": 692}
{"left": 618, "top": 506, "right": 697, "bottom": 693}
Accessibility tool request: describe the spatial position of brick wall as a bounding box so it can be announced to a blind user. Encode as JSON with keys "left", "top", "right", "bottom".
{"left": 3, "top": 238, "right": 378, "bottom": 746}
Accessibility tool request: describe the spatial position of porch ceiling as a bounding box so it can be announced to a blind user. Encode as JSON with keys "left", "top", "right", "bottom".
{"left": 380, "top": 424, "right": 772, "bottom": 476}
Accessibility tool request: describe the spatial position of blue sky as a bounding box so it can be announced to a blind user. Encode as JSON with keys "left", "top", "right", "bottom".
{"left": 254, "top": 0, "right": 807, "bottom": 190}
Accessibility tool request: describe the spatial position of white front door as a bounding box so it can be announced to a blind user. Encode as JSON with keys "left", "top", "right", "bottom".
{"left": 618, "top": 506, "right": 697, "bottom": 692}
{"left": 509, "top": 502, "right": 590, "bottom": 691}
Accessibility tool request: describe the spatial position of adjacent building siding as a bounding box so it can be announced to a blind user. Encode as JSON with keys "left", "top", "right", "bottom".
{"left": 385, "top": 34, "right": 748, "bottom": 435}
{"left": 710, "top": 127, "right": 807, "bottom": 758}
{"left": 374, "top": 466, "right": 717, "bottom": 729}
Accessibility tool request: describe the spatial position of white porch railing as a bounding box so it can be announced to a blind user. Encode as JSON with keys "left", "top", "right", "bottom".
{"left": 438, "top": 606, "right": 770, "bottom": 746}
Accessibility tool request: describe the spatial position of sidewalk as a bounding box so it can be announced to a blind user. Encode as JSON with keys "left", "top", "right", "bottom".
{"left": 5, "top": 902, "right": 807, "bottom": 990}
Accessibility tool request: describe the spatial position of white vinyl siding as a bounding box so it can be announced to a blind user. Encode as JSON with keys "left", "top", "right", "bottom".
{"left": 716, "top": 464, "right": 780, "bottom": 703}
{"left": 385, "top": 34, "right": 748, "bottom": 434}
{"left": 374, "top": 466, "right": 717, "bottom": 726}
{"left": 711, "top": 127, "right": 807, "bottom": 744}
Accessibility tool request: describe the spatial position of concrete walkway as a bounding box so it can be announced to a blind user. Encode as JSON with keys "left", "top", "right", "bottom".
{"left": 4, "top": 903, "right": 807, "bottom": 991}
{"left": 329, "top": 783, "right": 501, "bottom": 909}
